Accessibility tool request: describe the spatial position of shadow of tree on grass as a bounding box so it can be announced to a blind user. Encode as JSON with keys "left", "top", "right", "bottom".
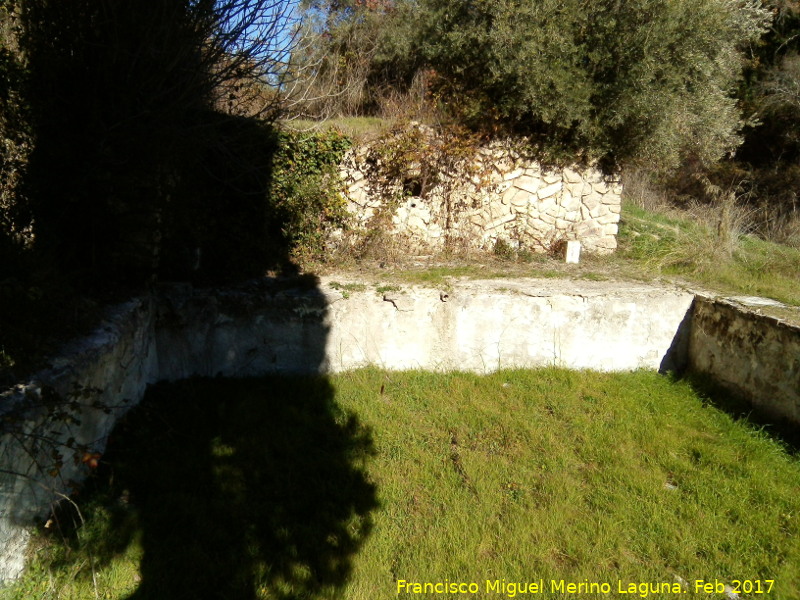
{"left": 96, "top": 375, "right": 377, "bottom": 600}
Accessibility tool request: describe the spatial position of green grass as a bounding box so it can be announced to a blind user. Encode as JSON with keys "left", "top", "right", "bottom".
{"left": 329, "top": 281, "right": 368, "bottom": 298}
{"left": 5, "top": 370, "right": 800, "bottom": 600}
{"left": 278, "top": 117, "right": 392, "bottom": 141}
{"left": 617, "top": 204, "right": 800, "bottom": 306}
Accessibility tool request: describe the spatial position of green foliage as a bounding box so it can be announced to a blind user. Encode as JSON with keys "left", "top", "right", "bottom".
{"left": 0, "top": 0, "right": 31, "bottom": 278}
{"left": 729, "top": 3, "right": 800, "bottom": 222}
{"left": 269, "top": 129, "right": 353, "bottom": 262}
{"left": 402, "top": 0, "right": 770, "bottom": 171}
{"left": 300, "top": 0, "right": 771, "bottom": 172}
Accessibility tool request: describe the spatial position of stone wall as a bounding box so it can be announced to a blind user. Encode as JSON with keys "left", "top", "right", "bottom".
{"left": 341, "top": 135, "right": 622, "bottom": 254}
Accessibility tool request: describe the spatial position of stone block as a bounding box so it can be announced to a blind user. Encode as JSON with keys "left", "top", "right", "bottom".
{"left": 563, "top": 167, "right": 583, "bottom": 184}
{"left": 538, "top": 181, "right": 563, "bottom": 199}
{"left": 560, "top": 192, "right": 581, "bottom": 212}
{"left": 593, "top": 181, "right": 610, "bottom": 194}
{"left": 510, "top": 194, "right": 532, "bottom": 209}
{"left": 545, "top": 206, "right": 562, "bottom": 218}
{"left": 542, "top": 171, "right": 562, "bottom": 184}
{"left": 503, "top": 167, "right": 524, "bottom": 181}
{"left": 589, "top": 203, "right": 610, "bottom": 219}
{"left": 522, "top": 164, "right": 541, "bottom": 176}
{"left": 564, "top": 211, "right": 580, "bottom": 223}
{"left": 492, "top": 179, "right": 515, "bottom": 195}
{"left": 593, "top": 235, "right": 618, "bottom": 250}
{"left": 598, "top": 212, "right": 620, "bottom": 225}
{"left": 580, "top": 205, "right": 591, "bottom": 220}
{"left": 583, "top": 168, "right": 605, "bottom": 184}
{"left": 555, "top": 218, "right": 572, "bottom": 230}
{"left": 503, "top": 186, "right": 522, "bottom": 205}
{"left": 576, "top": 221, "right": 602, "bottom": 237}
{"left": 603, "top": 223, "right": 619, "bottom": 236}
{"left": 526, "top": 219, "right": 552, "bottom": 234}
{"left": 537, "top": 196, "right": 557, "bottom": 213}
{"left": 582, "top": 192, "right": 602, "bottom": 211}
{"left": 567, "top": 181, "right": 588, "bottom": 199}
{"left": 486, "top": 213, "right": 516, "bottom": 230}
{"left": 515, "top": 175, "right": 541, "bottom": 195}
{"left": 540, "top": 213, "right": 556, "bottom": 225}
{"left": 489, "top": 199, "right": 510, "bottom": 216}
{"left": 608, "top": 203, "right": 622, "bottom": 214}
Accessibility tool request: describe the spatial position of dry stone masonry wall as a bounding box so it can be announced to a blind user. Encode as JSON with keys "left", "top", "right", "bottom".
{"left": 341, "top": 135, "right": 622, "bottom": 254}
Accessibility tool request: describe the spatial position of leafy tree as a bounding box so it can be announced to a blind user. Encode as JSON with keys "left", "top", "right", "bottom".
{"left": 395, "top": 0, "right": 771, "bottom": 171}
{"left": 16, "top": 0, "right": 297, "bottom": 286}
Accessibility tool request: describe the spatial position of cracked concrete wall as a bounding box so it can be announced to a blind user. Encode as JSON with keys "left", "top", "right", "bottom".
{"left": 152, "top": 279, "right": 694, "bottom": 378}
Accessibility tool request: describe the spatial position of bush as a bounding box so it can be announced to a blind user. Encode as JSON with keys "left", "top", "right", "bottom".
{"left": 408, "top": 0, "right": 770, "bottom": 172}
{"left": 268, "top": 129, "right": 353, "bottom": 263}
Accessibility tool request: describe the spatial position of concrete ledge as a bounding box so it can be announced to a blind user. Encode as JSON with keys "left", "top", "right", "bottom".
{"left": 688, "top": 295, "right": 800, "bottom": 426}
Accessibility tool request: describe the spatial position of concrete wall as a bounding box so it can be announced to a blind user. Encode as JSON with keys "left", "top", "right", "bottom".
{"left": 0, "top": 298, "right": 158, "bottom": 583}
{"left": 155, "top": 278, "right": 693, "bottom": 378}
{"left": 688, "top": 296, "right": 800, "bottom": 425}
{"left": 2, "top": 278, "right": 799, "bottom": 586}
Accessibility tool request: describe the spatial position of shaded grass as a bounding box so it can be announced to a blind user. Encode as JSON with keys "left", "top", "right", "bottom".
{"left": 4, "top": 369, "right": 800, "bottom": 599}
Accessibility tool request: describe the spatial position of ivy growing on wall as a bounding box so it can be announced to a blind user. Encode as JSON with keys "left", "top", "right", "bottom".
{"left": 268, "top": 129, "right": 353, "bottom": 263}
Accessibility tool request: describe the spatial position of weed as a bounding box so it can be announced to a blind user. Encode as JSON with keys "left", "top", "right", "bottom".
{"left": 492, "top": 237, "right": 515, "bottom": 260}
{"left": 375, "top": 284, "right": 401, "bottom": 294}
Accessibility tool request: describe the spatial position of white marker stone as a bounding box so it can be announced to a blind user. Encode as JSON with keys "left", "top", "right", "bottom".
{"left": 566, "top": 240, "right": 581, "bottom": 264}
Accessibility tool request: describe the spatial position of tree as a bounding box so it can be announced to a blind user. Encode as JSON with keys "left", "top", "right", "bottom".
{"left": 396, "top": 0, "right": 771, "bottom": 171}
{"left": 297, "top": 0, "right": 771, "bottom": 172}
{"left": 0, "top": 0, "right": 31, "bottom": 279}
{"left": 16, "top": 0, "right": 298, "bottom": 286}
{"left": 284, "top": 0, "right": 400, "bottom": 118}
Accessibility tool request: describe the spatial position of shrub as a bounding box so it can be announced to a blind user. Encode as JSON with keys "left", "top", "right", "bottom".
{"left": 268, "top": 129, "right": 353, "bottom": 263}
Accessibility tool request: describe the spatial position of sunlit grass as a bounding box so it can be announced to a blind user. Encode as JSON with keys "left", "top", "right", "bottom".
{"left": 278, "top": 116, "right": 392, "bottom": 141}
{"left": 617, "top": 204, "right": 800, "bottom": 306}
{"left": 4, "top": 369, "right": 800, "bottom": 599}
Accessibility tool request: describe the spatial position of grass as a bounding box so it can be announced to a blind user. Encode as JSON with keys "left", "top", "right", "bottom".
{"left": 317, "top": 200, "right": 799, "bottom": 321}
{"left": 329, "top": 281, "right": 368, "bottom": 298}
{"left": 5, "top": 369, "right": 800, "bottom": 600}
{"left": 616, "top": 204, "right": 800, "bottom": 306}
{"left": 278, "top": 117, "right": 393, "bottom": 142}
